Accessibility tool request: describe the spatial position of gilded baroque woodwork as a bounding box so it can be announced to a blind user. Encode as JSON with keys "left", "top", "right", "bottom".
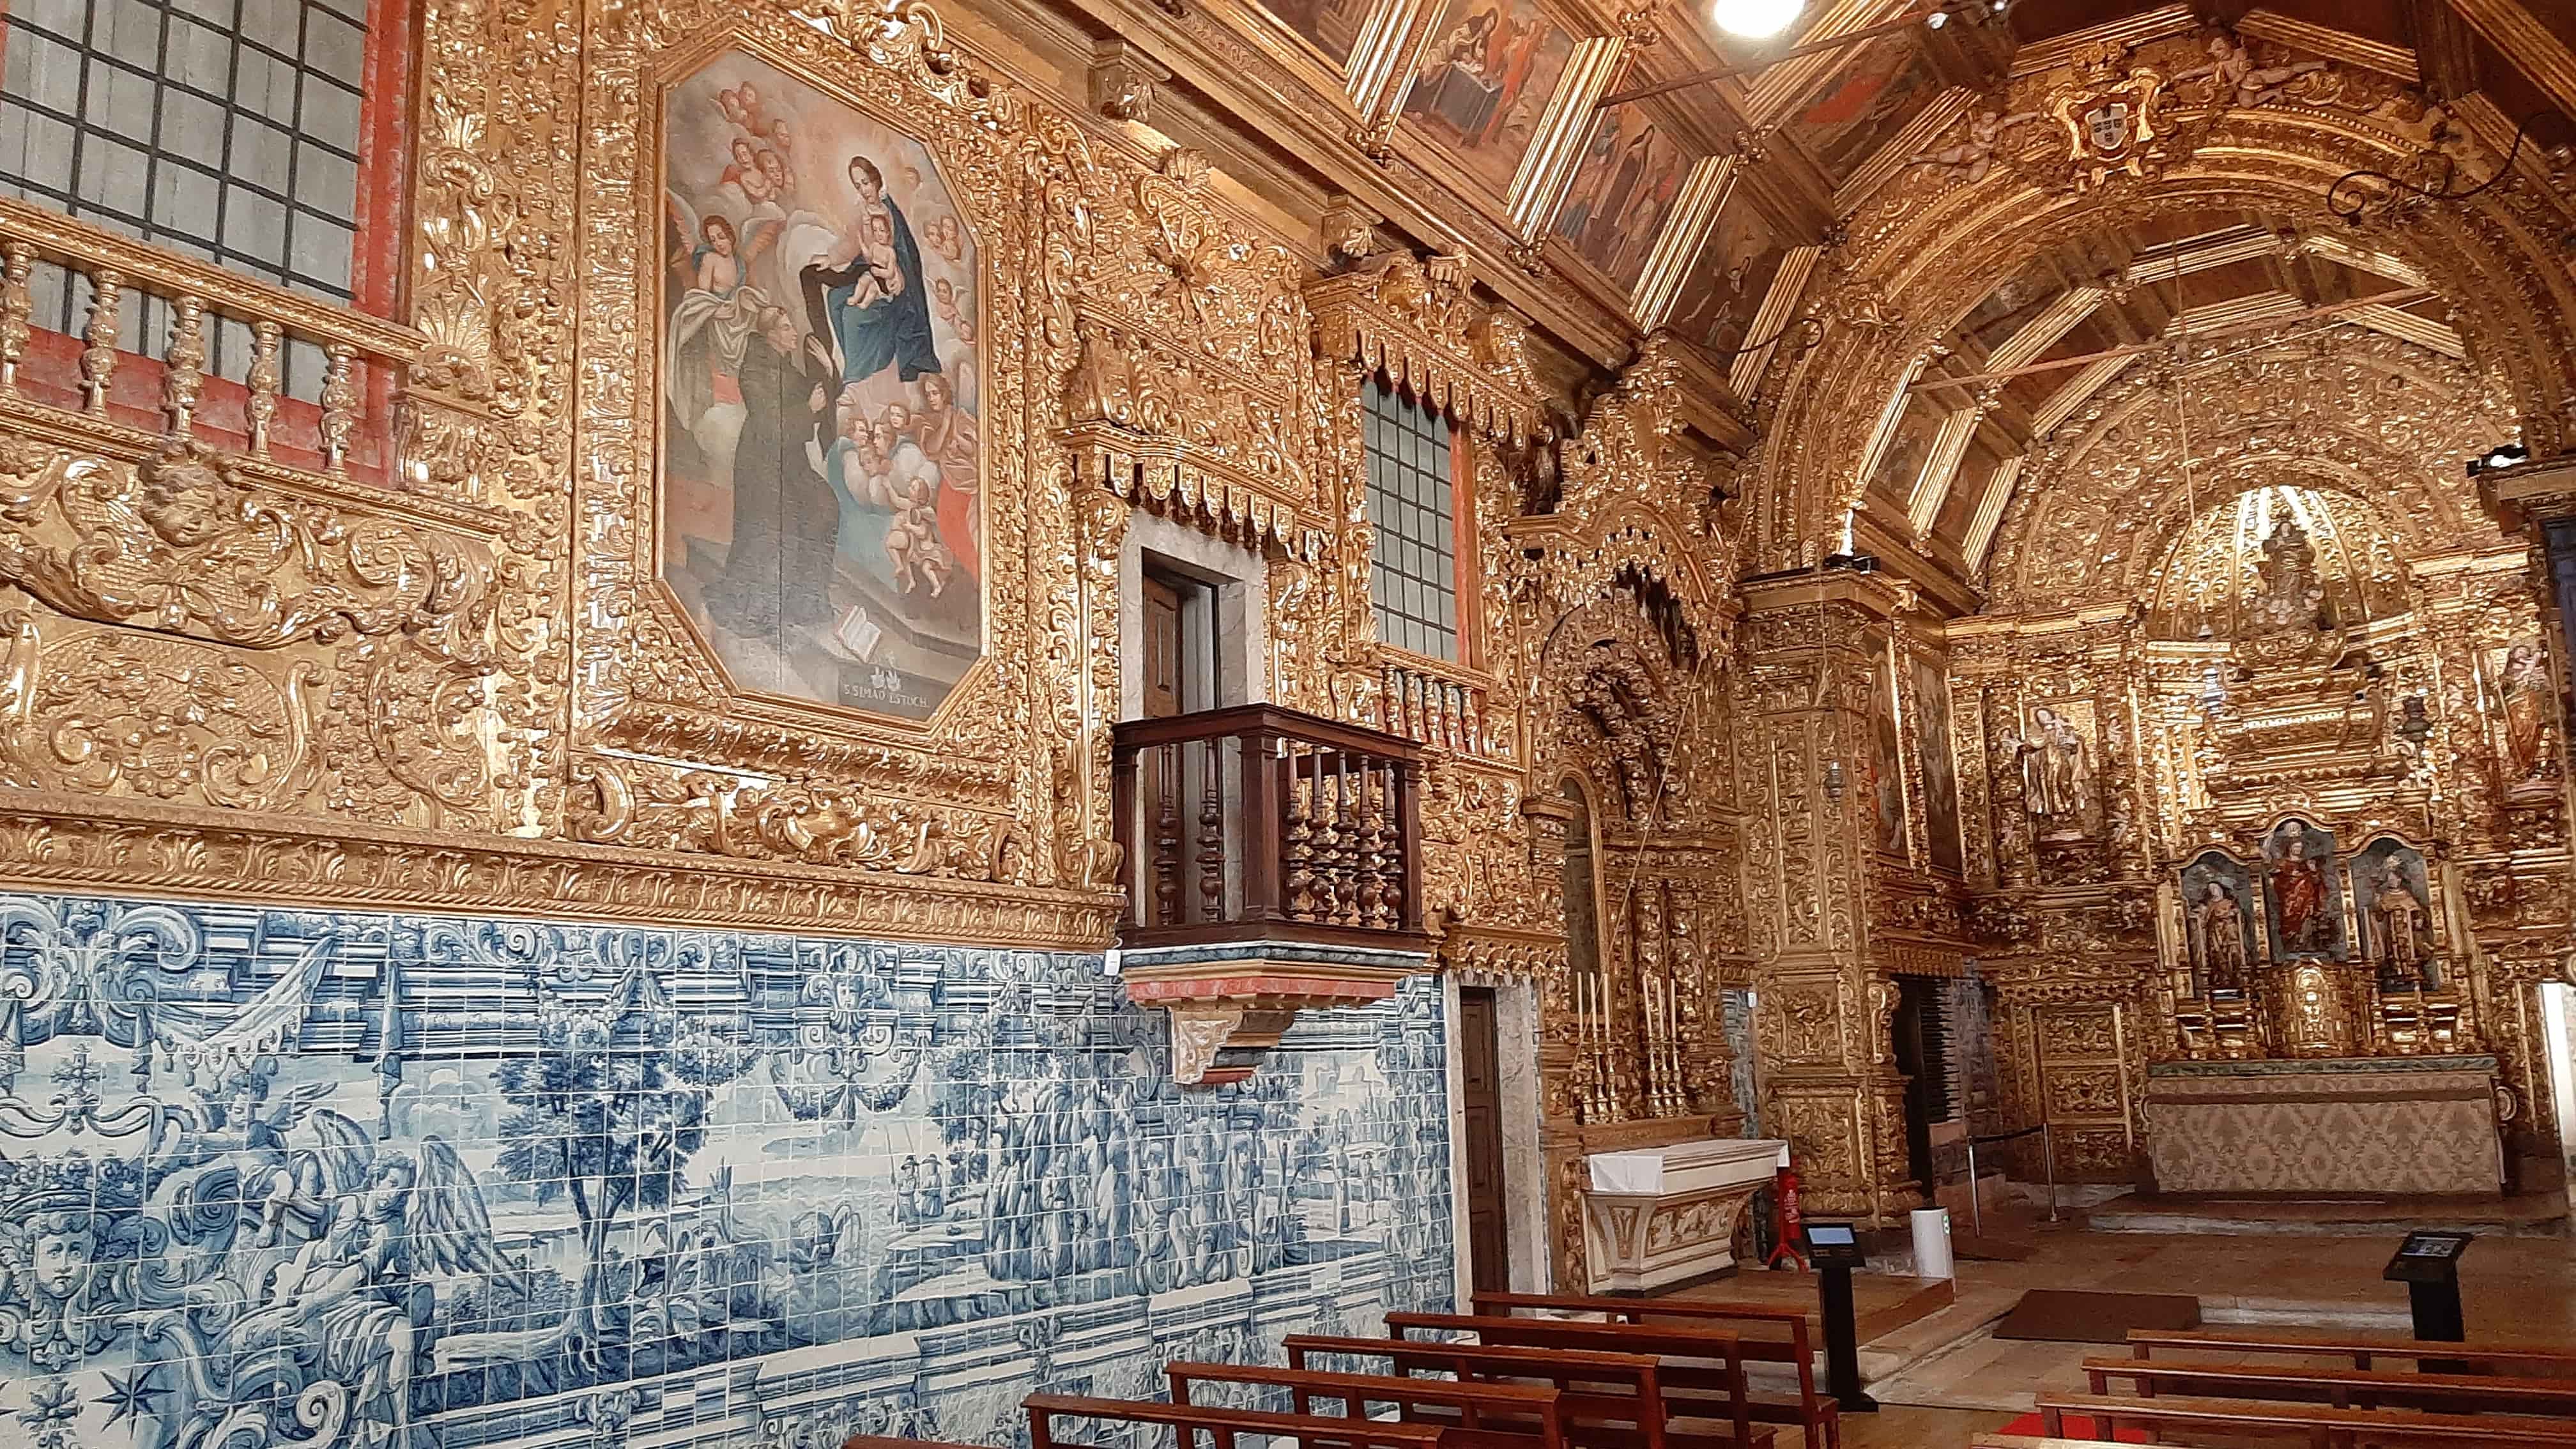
{"left": 1748, "top": 36, "right": 2576, "bottom": 567}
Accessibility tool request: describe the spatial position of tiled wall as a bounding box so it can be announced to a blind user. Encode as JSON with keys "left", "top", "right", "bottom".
{"left": 0, "top": 893, "right": 1455, "bottom": 1449}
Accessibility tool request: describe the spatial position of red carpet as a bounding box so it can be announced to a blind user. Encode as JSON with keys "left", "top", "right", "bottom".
{"left": 1995, "top": 1413, "right": 2152, "bottom": 1441}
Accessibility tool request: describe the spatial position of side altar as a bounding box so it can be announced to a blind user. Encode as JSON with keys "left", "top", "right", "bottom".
{"left": 1580, "top": 1138, "right": 1788, "bottom": 1292}
{"left": 2143, "top": 1056, "right": 2504, "bottom": 1196}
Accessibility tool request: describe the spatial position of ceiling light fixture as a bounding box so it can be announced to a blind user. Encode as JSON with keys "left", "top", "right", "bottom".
{"left": 1602, "top": 0, "right": 2004, "bottom": 109}
{"left": 1712, "top": 0, "right": 1802, "bottom": 39}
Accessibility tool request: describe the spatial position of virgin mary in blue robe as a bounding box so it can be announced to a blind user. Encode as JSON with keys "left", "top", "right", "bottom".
{"left": 798, "top": 160, "right": 943, "bottom": 388}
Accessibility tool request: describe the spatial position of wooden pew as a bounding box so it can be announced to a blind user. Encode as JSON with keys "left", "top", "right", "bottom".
{"left": 1472, "top": 1290, "right": 1837, "bottom": 1449}
{"left": 1024, "top": 1393, "right": 1448, "bottom": 1449}
{"left": 1283, "top": 1333, "right": 1696, "bottom": 1449}
{"left": 2037, "top": 1391, "right": 2576, "bottom": 1446}
{"left": 1167, "top": 1360, "right": 1568, "bottom": 1449}
{"left": 1388, "top": 1310, "right": 1770, "bottom": 1449}
{"left": 2128, "top": 1327, "right": 2576, "bottom": 1376}
{"left": 2088, "top": 1355, "right": 2576, "bottom": 1416}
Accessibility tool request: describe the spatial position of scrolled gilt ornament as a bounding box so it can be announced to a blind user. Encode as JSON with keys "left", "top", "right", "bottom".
{"left": 566, "top": 755, "right": 1034, "bottom": 883}
{"left": 0, "top": 438, "right": 490, "bottom": 651}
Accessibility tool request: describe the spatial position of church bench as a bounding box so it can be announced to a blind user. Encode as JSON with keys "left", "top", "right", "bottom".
{"left": 1388, "top": 1310, "right": 1768, "bottom": 1449}
{"left": 1167, "top": 1360, "right": 1569, "bottom": 1449}
{"left": 2128, "top": 1327, "right": 2576, "bottom": 1376}
{"left": 2036, "top": 1391, "right": 2576, "bottom": 1445}
{"left": 1023, "top": 1393, "right": 1450, "bottom": 1449}
{"left": 1282, "top": 1333, "right": 1775, "bottom": 1449}
{"left": 2087, "top": 1355, "right": 2576, "bottom": 1416}
{"left": 1471, "top": 1291, "right": 1836, "bottom": 1449}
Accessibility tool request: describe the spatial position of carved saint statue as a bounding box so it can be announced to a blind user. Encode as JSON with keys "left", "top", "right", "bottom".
{"left": 2501, "top": 641, "right": 2550, "bottom": 782}
{"left": 2267, "top": 822, "right": 2329, "bottom": 953}
{"left": 2018, "top": 706, "right": 2094, "bottom": 826}
{"left": 2248, "top": 517, "right": 2326, "bottom": 635}
{"left": 2366, "top": 857, "right": 2430, "bottom": 988}
{"left": 2192, "top": 880, "right": 2249, "bottom": 993}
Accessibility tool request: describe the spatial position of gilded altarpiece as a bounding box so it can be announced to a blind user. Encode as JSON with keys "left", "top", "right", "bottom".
{"left": 1491, "top": 337, "right": 1751, "bottom": 1282}
{"left": 1943, "top": 330, "right": 2562, "bottom": 1185}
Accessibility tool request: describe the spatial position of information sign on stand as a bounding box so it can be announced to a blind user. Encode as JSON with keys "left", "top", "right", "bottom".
{"left": 2384, "top": 1230, "right": 2472, "bottom": 1372}
{"left": 1802, "top": 1222, "right": 1876, "bottom": 1413}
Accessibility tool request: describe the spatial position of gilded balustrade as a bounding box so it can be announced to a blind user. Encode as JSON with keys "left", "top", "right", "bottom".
{"left": 0, "top": 195, "right": 423, "bottom": 480}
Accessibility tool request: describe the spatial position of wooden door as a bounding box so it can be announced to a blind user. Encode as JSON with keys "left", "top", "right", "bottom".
{"left": 1459, "top": 986, "right": 1510, "bottom": 1294}
{"left": 1140, "top": 574, "right": 1184, "bottom": 924}
{"left": 1142, "top": 574, "right": 1184, "bottom": 719}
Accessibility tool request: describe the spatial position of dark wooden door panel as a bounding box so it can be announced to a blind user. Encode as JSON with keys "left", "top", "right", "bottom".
{"left": 1458, "top": 986, "right": 1509, "bottom": 1294}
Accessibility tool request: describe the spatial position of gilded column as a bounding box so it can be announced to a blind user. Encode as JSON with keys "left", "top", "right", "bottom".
{"left": 1740, "top": 568, "right": 1921, "bottom": 1221}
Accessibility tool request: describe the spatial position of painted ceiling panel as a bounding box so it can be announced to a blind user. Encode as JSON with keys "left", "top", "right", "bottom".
{"left": 1397, "top": 0, "right": 1581, "bottom": 200}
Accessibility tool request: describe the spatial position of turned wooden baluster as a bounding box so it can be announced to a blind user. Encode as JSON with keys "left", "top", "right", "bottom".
{"left": 1377, "top": 760, "right": 1407, "bottom": 928}
{"left": 1282, "top": 742, "right": 1314, "bottom": 919}
{"left": 80, "top": 268, "right": 123, "bottom": 414}
{"left": 1354, "top": 762, "right": 1385, "bottom": 928}
{"left": 0, "top": 242, "right": 31, "bottom": 395}
{"left": 319, "top": 342, "right": 357, "bottom": 473}
{"left": 1332, "top": 763, "right": 1359, "bottom": 926}
{"left": 245, "top": 320, "right": 282, "bottom": 457}
{"left": 1195, "top": 738, "right": 1225, "bottom": 923}
{"left": 162, "top": 293, "right": 206, "bottom": 436}
{"left": 1153, "top": 744, "right": 1181, "bottom": 926}
{"left": 1308, "top": 749, "right": 1341, "bottom": 923}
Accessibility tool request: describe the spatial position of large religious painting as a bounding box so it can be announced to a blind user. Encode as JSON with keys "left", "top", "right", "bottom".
{"left": 1399, "top": 0, "right": 1576, "bottom": 201}
{"left": 1550, "top": 108, "right": 1688, "bottom": 295}
{"left": 1255, "top": 0, "right": 1379, "bottom": 68}
{"left": 1781, "top": 35, "right": 1942, "bottom": 185}
{"left": 1667, "top": 195, "right": 1790, "bottom": 360}
{"left": 2179, "top": 850, "right": 2258, "bottom": 995}
{"left": 2485, "top": 636, "right": 2554, "bottom": 795}
{"left": 1871, "top": 653, "right": 1907, "bottom": 856}
{"left": 1912, "top": 654, "right": 1962, "bottom": 875}
{"left": 2259, "top": 818, "right": 2346, "bottom": 963}
{"left": 2349, "top": 837, "right": 2441, "bottom": 990}
{"left": 659, "top": 50, "right": 983, "bottom": 722}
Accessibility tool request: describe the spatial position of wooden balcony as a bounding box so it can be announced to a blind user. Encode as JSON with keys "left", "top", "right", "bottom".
{"left": 1108, "top": 705, "right": 1431, "bottom": 1085}
{"left": 1110, "top": 703, "right": 1429, "bottom": 953}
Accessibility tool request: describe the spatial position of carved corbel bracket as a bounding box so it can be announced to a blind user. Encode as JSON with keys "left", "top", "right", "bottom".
{"left": 1121, "top": 947, "right": 1429, "bottom": 1084}
{"left": 1089, "top": 39, "right": 1170, "bottom": 123}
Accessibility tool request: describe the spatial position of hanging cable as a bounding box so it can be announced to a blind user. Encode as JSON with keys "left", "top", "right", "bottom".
{"left": 2327, "top": 111, "right": 2544, "bottom": 226}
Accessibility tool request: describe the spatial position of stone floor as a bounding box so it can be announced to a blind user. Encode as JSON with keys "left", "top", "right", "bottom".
{"left": 1719, "top": 1202, "right": 2576, "bottom": 1447}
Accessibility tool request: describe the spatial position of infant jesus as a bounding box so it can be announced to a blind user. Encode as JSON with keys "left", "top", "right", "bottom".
{"left": 840, "top": 212, "right": 905, "bottom": 310}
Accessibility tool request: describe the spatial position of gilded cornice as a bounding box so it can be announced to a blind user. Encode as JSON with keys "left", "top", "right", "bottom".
{"left": 0, "top": 790, "right": 1119, "bottom": 948}
{"left": 1306, "top": 252, "right": 1550, "bottom": 445}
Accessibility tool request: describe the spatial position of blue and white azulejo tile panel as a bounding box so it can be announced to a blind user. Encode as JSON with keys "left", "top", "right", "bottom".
{"left": 0, "top": 893, "right": 1455, "bottom": 1448}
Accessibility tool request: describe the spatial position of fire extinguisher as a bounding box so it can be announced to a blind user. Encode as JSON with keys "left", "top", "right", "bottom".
{"left": 1764, "top": 1162, "right": 1810, "bottom": 1271}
